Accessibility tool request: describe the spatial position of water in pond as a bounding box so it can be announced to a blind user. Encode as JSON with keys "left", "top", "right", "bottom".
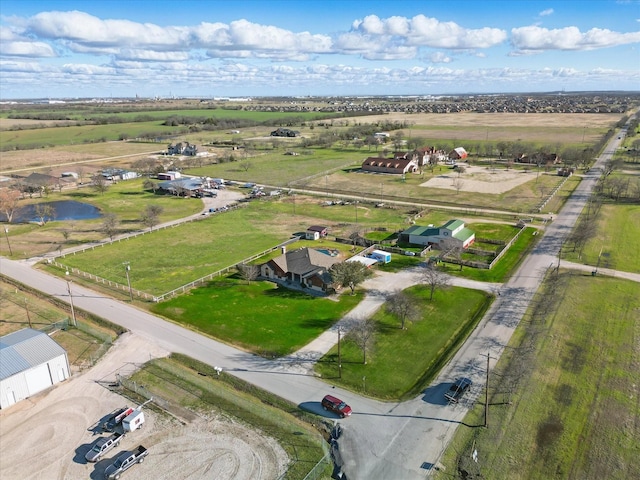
{"left": 6, "top": 200, "right": 102, "bottom": 223}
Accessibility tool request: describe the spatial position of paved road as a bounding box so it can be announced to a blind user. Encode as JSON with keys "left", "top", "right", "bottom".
{"left": 0, "top": 131, "right": 629, "bottom": 479}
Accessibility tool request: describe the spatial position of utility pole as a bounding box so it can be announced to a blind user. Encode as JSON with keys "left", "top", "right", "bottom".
{"left": 24, "top": 298, "right": 32, "bottom": 328}
{"left": 484, "top": 351, "right": 496, "bottom": 428}
{"left": 124, "top": 262, "right": 133, "bottom": 302}
{"left": 4, "top": 227, "right": 12, "bottom": 256}
{"left": 338, "top": 328, "right": 342, "bottom": 379}
{"left": 65, "top": 271, "right": 77, "bottom": 327}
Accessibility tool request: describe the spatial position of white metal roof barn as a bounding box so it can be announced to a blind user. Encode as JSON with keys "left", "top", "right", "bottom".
{"left": 0, "top": 329, "right": 70, "bottom": 409}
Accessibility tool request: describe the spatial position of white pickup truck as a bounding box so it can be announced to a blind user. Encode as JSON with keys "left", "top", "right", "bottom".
{"left": 85, "top": 432, "right": 124, "bottom": 462}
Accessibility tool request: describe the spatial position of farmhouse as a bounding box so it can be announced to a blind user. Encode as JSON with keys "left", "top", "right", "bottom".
{"left": 0, "top": 329, "right": 70, "bottom": 409}
{"left": 361, "top": 157, "right": 419, "bottom": 175}
{"left": 260, "top": 247, "right": 340, "bottom": 293}
{"left": 400, "top": 219, "right": 475, "bottom": 250}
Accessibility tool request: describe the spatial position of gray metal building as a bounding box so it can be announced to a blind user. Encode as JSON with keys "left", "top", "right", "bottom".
{"left": 0, "top": 329, "right": 70, "bottom": 409}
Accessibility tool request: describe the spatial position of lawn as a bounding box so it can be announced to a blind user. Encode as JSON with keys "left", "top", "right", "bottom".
{"left": 563, "top": 204, "right": 640, "bottom": 273}
{"left": 314, "top": 285, "right": 491, "bottom": 400}
{"left": 439, "top": 272, "right": 640, "bottom": 480}
{"left": 151, "top": 276, "right": 363, "bottom": 357}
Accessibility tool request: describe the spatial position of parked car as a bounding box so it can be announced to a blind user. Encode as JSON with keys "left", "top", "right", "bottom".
{"left": 85, "top": 432, "right": 124, "bottom": 462}
{"left": 322, "top": 395, "right": 352, "bottom": 418}
{"left": 104, "top": 445, "right": 148, "bottom": 479}
{"left": 444, "top": 377, "right": 472, "bottom": 403}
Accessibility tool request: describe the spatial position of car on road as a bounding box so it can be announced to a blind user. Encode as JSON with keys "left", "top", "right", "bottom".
{"left": 444, "top": 377, "right": 472, "bottom": 403}
{"left": 322, "top": 395, "right": 352, "bottom": 418}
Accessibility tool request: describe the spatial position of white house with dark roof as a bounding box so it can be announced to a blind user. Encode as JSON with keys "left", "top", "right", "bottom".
{"left": 0, "top": 329, "right": 70, "bottom": 409}
{"left": 260, "top": 247, "right": 341, "bottom": 293}
{"left": 400, "top": 219, "right": 475, "bottom": 250}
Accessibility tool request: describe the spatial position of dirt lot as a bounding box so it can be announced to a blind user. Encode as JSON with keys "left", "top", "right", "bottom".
{"left": 0, "top": 333, "right": 288, "bottom": 480}
{"left": 421, "top": 164, "right": 536, "bottom": 194}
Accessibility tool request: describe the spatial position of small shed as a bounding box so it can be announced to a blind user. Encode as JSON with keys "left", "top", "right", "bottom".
{"left": 306, "top": 226, "right": 328, "bottom": 239}
{"left": 0, "top": 329, "right": 70, "bottom": 409}
{"left": 370, "top": 249, "right": 391, "bottom": 264}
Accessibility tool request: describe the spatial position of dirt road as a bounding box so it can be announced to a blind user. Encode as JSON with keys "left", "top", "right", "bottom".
{"left": 0, "top": 333, "right": 288, "bottom": 480}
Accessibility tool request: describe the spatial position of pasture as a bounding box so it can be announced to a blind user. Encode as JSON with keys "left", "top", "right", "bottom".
{"left": 438, "top": 272, "right": 640, "bottom": 480}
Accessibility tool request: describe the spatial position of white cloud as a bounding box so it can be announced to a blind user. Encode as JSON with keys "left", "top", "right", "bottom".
{"left": 539, "top": 9, "right": 554, "bottom": 16}
{"left": 0, "top": 40, "right": 56, "bottom": 57}
{"left": 28, "top": 10, "right": 189, "bottom": 49}
{"left": 118, "top": 50, "right": 190, "bottom": 62}
{"left": 427, "top": 52, "right": 452, "bottom": 63}
{"left": 352, "top": 14, "right": 507, "bottom": 49}
{"left": 511, "top": 25, "right": 640, "bottom": 51}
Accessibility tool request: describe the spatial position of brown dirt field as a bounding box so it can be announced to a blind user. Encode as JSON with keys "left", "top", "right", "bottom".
{"left": 0, "top": 333, "right": 288, "bottom": 480}
{"left": 421, "top": 165, "right": 535, "bottom": 194}
{"left": 0, "top": 118, "right": 78, "bottom": 129}
{"left": 342, "top": 112, "right": 620, "bottom": 143}
{"left": 0, "top": 143, "right": 162, "bottom": 174}
{"left": 356, "top": 112, "right": 619, "bottom": 128}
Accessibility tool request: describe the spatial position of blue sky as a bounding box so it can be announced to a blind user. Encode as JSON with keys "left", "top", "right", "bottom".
{"left": 1, "top": 0, "right": 639, "bottom": 99}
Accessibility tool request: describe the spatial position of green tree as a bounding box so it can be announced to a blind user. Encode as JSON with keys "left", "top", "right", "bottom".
{"left": 330, "top": 261, "right": 373, "bottom": 295}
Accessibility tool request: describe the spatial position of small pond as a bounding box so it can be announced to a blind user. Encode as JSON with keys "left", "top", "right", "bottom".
{"left": 6, "top": 200, "right": 102, "bottom": 223}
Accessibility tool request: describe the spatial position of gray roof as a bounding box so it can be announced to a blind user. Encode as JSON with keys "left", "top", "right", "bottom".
{"left": 0, "top": 329, "right": 66, "bottom": 381}
{"left": 271, "top": 248, "right": 340, "bottom": 278}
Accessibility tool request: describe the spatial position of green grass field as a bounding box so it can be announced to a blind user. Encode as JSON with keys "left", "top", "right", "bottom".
{"left": 0, "top": 109, "right": 341, "bottom": 149}
{"left": 439, "top": 272, "right": 640, "bottom": 479}
{"left": 151, "top": 276, "right": 363, "bottom": 357}
{"left": 314, "top": 285, "right": 491, "bottom": 400}
{"left": 563, "top": 204, "right": 640, "bottom": 273}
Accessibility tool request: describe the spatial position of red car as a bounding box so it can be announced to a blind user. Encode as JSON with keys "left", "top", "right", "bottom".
{"left": 322, "top": 394, "right": 352, "bottom": 418}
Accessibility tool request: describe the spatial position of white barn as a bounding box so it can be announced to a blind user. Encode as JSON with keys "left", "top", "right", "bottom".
{"left": 0, "top": 329, "right": 70, "bottom": 409}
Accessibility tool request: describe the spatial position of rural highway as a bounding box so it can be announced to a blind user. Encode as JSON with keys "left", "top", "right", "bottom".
{"left": 0, "top": 131, "right": 626, "bottom": 479}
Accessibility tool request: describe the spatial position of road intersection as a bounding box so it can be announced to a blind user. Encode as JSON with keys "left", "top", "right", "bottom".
{"left": 0, "top": 132, "right": 628, "bottom": 479}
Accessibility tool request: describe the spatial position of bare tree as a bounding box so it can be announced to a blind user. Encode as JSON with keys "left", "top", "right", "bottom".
{"left": 452, "top": 177, "right": 464, "bottom": 194}
{"left": 449, "top": 246, "right": 465, "bottom": 270}
{"left": 386, "top": 290, "right": 421, "bottom": 329}
{"left": 237, "top": 263, "right": 260, "bottom": 284}
{"left": 348, "top": 316, "right": 376, "bottom": 364}
{"left": 34, "top": 203, "right": 55, "bottom": 225}
{"left": 421, "top": 264, "right": 450, "bottom": 301}
{"left": 141, "top": 204, "right": 163, "bottom": 230}
{"left": 0, "top": 189, "right": 21, "bottom": 223}
{"left": 239, "top": 159, "right": 252, "bottom": 172}
{"left": 76, "top": 166, "right": 86, "bottom": 184}
{"left": 92, "top": 174, "right": 109, "bottom": 195}
{"left": 101, "top": 213, "right": 119, "bottom": 241}
{"left": 172, "top": 180, "right": 189, "bottom": 197}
